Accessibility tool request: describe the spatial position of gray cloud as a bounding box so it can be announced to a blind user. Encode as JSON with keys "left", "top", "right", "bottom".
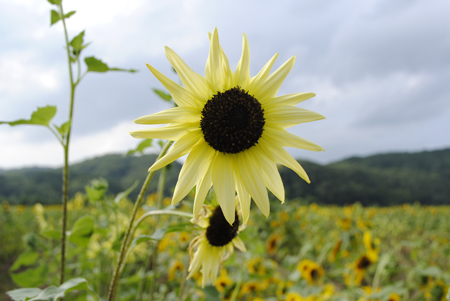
{"left": 1, "top": 0, "right": 449, "bottom": 168}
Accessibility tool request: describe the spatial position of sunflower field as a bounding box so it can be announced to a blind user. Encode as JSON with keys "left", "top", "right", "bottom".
{"left": 2, "top": 190, "right": 450, "bottom": 301}
{"left": 2, "top": 1, "right": 450, "bottom": 300}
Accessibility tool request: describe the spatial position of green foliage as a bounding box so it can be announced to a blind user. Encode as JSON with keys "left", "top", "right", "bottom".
{"left": 127, "top": 139, "right": 153, "bottom": 156}
{"left": 2, "top": 149, "right": 450, "bottom": 206}
{"left": 7, "top": 278, "right": 98, "bottom": 301}
{"left": 128, "top": 228, "right": 167, "bottom": 253}
{"left": 84, "top": 56, "right": 137, "bottom": 73}
{"left": 70, "top": 31, "right": 86, "bottom": 56}
{"left": 114, "top": 181, "right": 139, "bottom": 204}
{"left": 47, "top": 0, "right": 62, "bottom": 5}
{"left": 69, "top": 215, "right": 94, "bottom": 247}
{"left": 50, "top": 10, "right": 60, "bottom": 25}
{"left": 153, "top": 89, "right": 172, "bottom": 101}
{"left": 54, "top": 120, "right": 71, "bottom": 138}
{"left": 202, "top": 286, "right": 220, "bottom": 300}
{"left": 85, "top": 178, "right": 108, "bottom": 202}
{"left": 10, "top": 250, "right": 48, "bottom": 288}
{"left": 0, "top": 106, "right": 57, "bottom": 127}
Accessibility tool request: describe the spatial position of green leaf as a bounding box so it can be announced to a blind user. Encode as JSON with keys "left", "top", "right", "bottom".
{"left": 54, "top": 121, "right": 71, "bottom": 137}
{"left": 64, "top": 10, "right": 76, "bottom": 19}
{"left": 85, "top": 178, "right": 108, "bottom": 202}
{"left": 127, "top": 139, "right": 152, "bottom": 156}
{"left": 6, "top": 288, "right": 41, "bottom": 301}
{"left": 7, "top": 278, "right": 99, "bottom": 301}
{"left": 41, "top": 229, "right": 61, "bottom": 239}
{"left": 203, "top": 286, "right": 220, "bottom": 301}
{"left": 50, "top": 10, "right": 61, "bottom": 25}
{"left": 70, "top": 31, "right": 85, "bottom": 52}
{"left": 153, "top": 89, "right": 172, "bottom": 101}
{"left": 10, "top": 251, "right": 48, "bottom": 288}
{"left": 47, "top": 0, "right": 62, "bottom": 5}
{"left": 69, "top": 216, "right": 95, "bottom": 247}
{"left": 84, "top": 56, "right": 137, "bottom": 73}
{"left": 10, "top": 250, "right": 39, "bottom": 272}
{"left": 114, "top": 181, "right": 139, "bottom": 204}
{"left": 0, "top": 106, "right": 57, "bottom": 127}
{"left": 128, "top": 228, "right": 167, "bottom": 252}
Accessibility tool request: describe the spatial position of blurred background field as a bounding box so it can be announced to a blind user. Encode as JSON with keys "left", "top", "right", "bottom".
{"left": 2, "top": 189, "right": 449, "bottom": 300}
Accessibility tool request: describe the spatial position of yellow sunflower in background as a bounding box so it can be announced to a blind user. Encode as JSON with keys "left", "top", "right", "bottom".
{"left": 187, "top": 204, "right": 246, "bottom": 287}
{"left": 130, "top": 28, "right": 325, "bottom": 225}
{"left": 297, "top": 259, "right": 325, "bottom": 285}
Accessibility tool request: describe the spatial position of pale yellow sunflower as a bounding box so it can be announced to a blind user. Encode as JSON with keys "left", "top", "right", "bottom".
{"left": 187, "top": 204, "right": 246, "bottom": 287}
{"left": 130, "top": 28, "right": 325, "bottom": 224}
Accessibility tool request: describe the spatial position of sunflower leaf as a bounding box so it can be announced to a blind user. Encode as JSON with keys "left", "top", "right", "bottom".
{"left": 69, "top": 216, "right": 95, "bottom": 247}
{"left": 54, "top": 120, "right": 71, "bottom": 137}
{"left": 114, "top": 181, "right": 139, "bottom": 204}
{"left": 70, "top": 31, "right": 85, "bottom": 52}
{"left": 50, "top": 10, "right": 61, "bottom": 26}
{"left": 6, "top": 288, "right": 42, "bottom": 301}
{"left": 153, "top": 89, "right": 172, "bottom": 101}
{"left": 84, "top": 56, "right": 137, "bottom": 73}
{"left": 7, "top": 278, "right": 99, "bottom": 301}
{"left": 47, "top": 0, "right": 62, "bottom": 5}
{"left": 202, "top": 286, "right": 220, "bottom": 301}
{"left": 0, "top": 106, "right": 57, "bottom": 127}
{"left": 64, "top": 10, "right": 76, "bottom": 19}
{"left": 128, "top": 228, "right": 167, "bottom": 252}
{"left": 127, "top": 139, "right": 153, "bottom": 156}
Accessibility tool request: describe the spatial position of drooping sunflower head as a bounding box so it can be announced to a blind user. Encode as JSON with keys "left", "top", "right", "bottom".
{"left": 187, "top": 205, "right": 246, "bottom": 287}
{"left": 131, "top": 28, "right": 325, "bottom": 225}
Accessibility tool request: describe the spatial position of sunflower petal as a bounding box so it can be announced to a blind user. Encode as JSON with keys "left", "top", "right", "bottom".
{"left": 212, "top": 153, "right": 236, "bottom": 225}
{"left": 129, "top": 122, "right": 198, "bottom": 140}
{"left": 264, "top": 105, "right": 325, "bottom": 128}
{"left": 149, "top": 129, "right": 203, "bottom": 172}
{"left": 205, "top": 28, "right": 224, "bottom": 92}
{"left": 270, "top": 92, "right": 316, "bottom": 106}
{"left": 252, "top": 147, "right": 285, "bottom": 203}
{"left": 255, "top": 56, "right": 296, "bottom": 105}
{"left": 259, "top": 138, "right": 310, "bottom": 183}
{"left": 193, "top": 164, "right": 214, "bottom": 218}
{"left": 250, "top": 53, "right": 278, "bottom": 90}
{"left": 232, "top": 237, "right": 247, "bottom": 252}
{"left": 146, "top": 63, "right": 202, "bottom": 109}
{"left": 235, "top": 179, "right": 251, "bottom": 225}
{"left": 236, "top": 151, "right": 270, "bottom": 217}
{"left": 134, "top": 106, "right": 201, "bottom": 125}
{"left": 172, "top": 142, "right": 215, "bottom": 205}
{"left": 264, "top": 126, "right": 324, "bottom": 152}
{"left": 165, "top": 46, "right": 213, "bottom": 102}
{"left": 234, "top": 33, "right": 250, "bottom": 90}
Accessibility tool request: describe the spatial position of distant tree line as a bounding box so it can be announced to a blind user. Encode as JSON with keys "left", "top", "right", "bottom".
{"left": 1, "top": 149, "right": 449, "bottom": 206}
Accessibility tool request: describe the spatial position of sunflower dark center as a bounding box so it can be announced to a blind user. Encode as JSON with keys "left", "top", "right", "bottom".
{"left": 357, "top": 255, "right": 372, "bottom": 269}
{"left": 206, "top": 206, "right": 239, "bottom": 247}
{"left": 200, "top": 87, "right": 265, "bottom": 154}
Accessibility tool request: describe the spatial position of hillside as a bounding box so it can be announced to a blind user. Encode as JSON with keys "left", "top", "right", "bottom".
{"left": 0, "top": 148, "right": 449, "bottom": 205}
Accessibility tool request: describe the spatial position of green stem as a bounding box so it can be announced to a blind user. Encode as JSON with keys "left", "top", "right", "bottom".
{"left": 59, "top": 2, "right": 76, "bottom": 286}
{"left": 149, "top": 166, "right": 167, "bottom": 301}
{"left": 106, "top": 141, "right": 174, "bottom": 301}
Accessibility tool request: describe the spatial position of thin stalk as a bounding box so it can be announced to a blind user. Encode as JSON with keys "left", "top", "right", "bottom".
{"left": 106, "top": 141, "right": 174, "bottom": 301}
{"left": 149, "top": 166, "right": 167, "bottom": 301}
{"left": 59, "top": 2, "right": 76, "bottom": 285}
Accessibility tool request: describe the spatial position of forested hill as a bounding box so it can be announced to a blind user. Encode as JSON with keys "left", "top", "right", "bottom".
{"left": 1, "top": 148, "right": 449, "bottom": 206}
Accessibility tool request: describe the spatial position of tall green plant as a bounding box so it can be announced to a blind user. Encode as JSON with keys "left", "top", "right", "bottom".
{"left": 1, "top": 0, "right": 135, "bottom": 285}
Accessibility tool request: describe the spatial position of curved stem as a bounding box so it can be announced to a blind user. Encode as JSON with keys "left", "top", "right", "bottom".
{"left": 132, "top": 210, "right": 192, "bottom": 236}
{"left": 106, "top": 140, "right": 174, "bottom": 301}
{"left": 58, "top": 2, "right": 76, "bottom": 285}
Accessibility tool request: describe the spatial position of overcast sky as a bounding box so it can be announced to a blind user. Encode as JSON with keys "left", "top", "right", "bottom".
{"left": 1, "top": 0, "right": 449, "bottom": 169}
